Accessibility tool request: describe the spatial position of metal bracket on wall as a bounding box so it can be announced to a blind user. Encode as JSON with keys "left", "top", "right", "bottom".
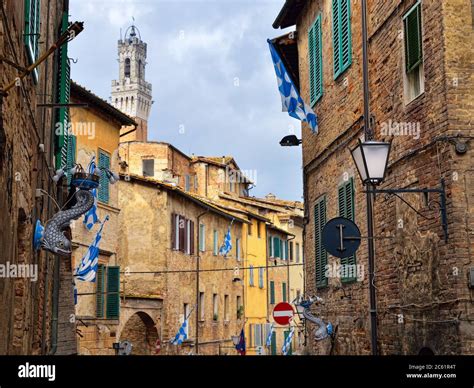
{"left": 365, "top": 179, "right": 448, "bottom": 243}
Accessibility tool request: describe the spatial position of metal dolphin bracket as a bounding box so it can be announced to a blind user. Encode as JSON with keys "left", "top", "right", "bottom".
{"left": 298, "top": 296, "right": 333, "bottom": 341}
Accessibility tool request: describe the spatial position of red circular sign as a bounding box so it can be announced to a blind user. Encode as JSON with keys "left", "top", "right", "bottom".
{"left": 272, "top": 302, "right": 295, "bottom": 326}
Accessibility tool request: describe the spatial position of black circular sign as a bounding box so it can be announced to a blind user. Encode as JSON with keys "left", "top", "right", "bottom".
{"left": 322, "top": 217, "right": 361, "bottom": 258}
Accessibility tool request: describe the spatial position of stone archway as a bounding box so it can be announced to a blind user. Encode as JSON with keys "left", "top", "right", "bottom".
{"left": 119, "top": 311, "right": 159, "bottom": 355}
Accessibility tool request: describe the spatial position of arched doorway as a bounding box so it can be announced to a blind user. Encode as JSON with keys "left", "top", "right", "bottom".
{"left": 120, "top": 312, "right": 159, "bottom": 355}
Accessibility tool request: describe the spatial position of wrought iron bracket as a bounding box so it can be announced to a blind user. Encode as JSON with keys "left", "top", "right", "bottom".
{"left": 364, "top": 179, "right": 448, "bottom": 243}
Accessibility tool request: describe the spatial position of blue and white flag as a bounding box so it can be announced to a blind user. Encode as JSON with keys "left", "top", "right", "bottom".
{"left": 265, "top": 323, "right": 274, "bottom": 347}
{"left": 219, "top": 227, "right": 232, "bottom": 256}
{"left": 83, "top": 188, "right": 99, "bottom": 230}
{"left": 268, "top": 39, "right": 318, "bottom": 133}
{"left": 171, "top": 320, "right": 188, "bottom": 345}
{"left": 75, "top": 216, "right": 109, "bottom": 282}
{"left": 281, "top": 326, "right": 295, "bottom": 355}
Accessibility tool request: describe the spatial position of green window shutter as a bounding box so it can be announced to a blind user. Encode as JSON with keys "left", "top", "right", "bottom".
{"left": 282, "top": 283, "right": 287, "bottom": 302}
{"left": 271, "top": 332, "right": 277, "bottom": 355}
{"left": 66, "top": 135, "right": 76, "bottom": 185}
{"left": 96, "top": 264, "right": 105, "bottom": 318}
{"left": 24, "top": 0, "right": 40, "bottom": 80}
{"left": 273, "top": 237, "right": 281, "bottom": 258}
{"left": 106, "top": 266, "right": 120, "bottom": 319}
{"left": 332, "top": 0, "right": 352, "bottom": 78}
{"left": 315, "top": 197, "right": 328, "bottom": 288}
{"left": 338, "top": 178, "right": 357, "bottom": 283}
{"left": 404, "top": 2, "right": 423, "bottom": 73}
{"left": 98, "top": 150, "right": 110, "bottom": 203}
{"left": 270, "top": 281, "right": 275, "bottom": 304}
{"left": 309, "top": 14, "right": 323, "bottom": 106}
{"left": 55, "top": 11, "right": 71, "bottom": 169}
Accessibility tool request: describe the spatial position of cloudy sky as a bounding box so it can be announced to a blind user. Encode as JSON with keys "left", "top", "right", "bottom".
{"left": 69, "top": 0, "right": 301, "bottom": 200}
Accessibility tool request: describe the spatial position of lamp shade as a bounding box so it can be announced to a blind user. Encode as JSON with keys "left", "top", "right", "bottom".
{"left": 351, "top": 140, "right": 391, "bottom": 185}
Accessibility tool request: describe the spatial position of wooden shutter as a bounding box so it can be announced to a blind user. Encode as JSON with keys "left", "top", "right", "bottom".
{"left": 404, "top": 3, "right": 423, "bottom": 73}
{"left": 171, "top": 213, "right": 176, "bottom": 250}
{"left": 270, "top": 281, "right": 275, "bottom": 304}
{"left": 24, "top": 0, "right": 41, "bottom": 73}
{"left": 333, "top": 0, "right": 352, "bottom": 78}
{"left": 190, "top": 221, "right": 195, "bottom": 254}
{"left": 96, "top": 264, "right": 105, "bottom": 318}
{"left": 282, "top": 282, "right": 287, "bottom": 302}
{"left": 273, "top": 237, "right": 281, "bottom": 258}
{"left": 106, "top": 266, "right": 120, "bottom": 319}
{"left": 98, "top": 150, "right": 110, "bottom": 203}
{"left": 271, "top": 332, "right": 277, "bottom": 355}
{"left": 338, "top": 178, "right": 357, "bottom": 282}
{"left": 309, "top": 14, "right": 323, "bottom": 105}
{"left": 315, "top": 197, "right": 328, "bottom": 288}
{"left": 179, "top": 216, "right": 185, "bottom": 252}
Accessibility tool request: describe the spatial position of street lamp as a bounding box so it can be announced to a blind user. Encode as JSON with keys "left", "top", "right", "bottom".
{"left": 280, "top": 135, "right": 302, "bottom": 147}
{"left": 350, "top": 140, "right": 391, "bottom": 186}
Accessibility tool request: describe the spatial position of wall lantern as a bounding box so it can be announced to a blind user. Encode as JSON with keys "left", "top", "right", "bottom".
{"left": 350, "top": 140, "right": 391, "bottom": 186}
{"left": 279, "top": 135, "right": 302, "bottom": 147}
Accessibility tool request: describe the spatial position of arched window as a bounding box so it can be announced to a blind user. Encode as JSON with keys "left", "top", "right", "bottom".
{"left": 138, "top": 60, "right": 142, "bottom": 79}
{"left": 124, "top": 58, "right": 131, "bottom": 78}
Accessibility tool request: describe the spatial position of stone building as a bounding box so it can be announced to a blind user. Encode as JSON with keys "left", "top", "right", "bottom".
{"left": 111, "top": 25, "right": 152, "bottom": 143}
{"left": 272, "top": 0, "right": 474, "bottom": 355}
{"left": 0, "top": 0, "right": 78, "bottom": 354}
{"left": 69, "top": 81, "right": 136, "bottom": 355}
{"left": 117, "top": 173, "right": 246, "bottom": 355}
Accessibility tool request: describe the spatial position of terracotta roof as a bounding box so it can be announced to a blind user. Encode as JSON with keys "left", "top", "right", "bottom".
{"left": 120, "top": 140, "right": 191, "bottom": 160}
{"left": 247, "top": 196, "right": 304, "bottom": 211}
{"left": 70, "top": 81, "right": 137, "bottom": 127}
{"left": 191, "top": 155, "right": 254, "bottom": 184}
{"left": 219, "top": 193, "right": 303, "bottom": 215}
{"left": 120, "top": 173, "right": 249, "bottom": 224}
{"left": 267, "top": 223, "right": 295, "bottom": 237}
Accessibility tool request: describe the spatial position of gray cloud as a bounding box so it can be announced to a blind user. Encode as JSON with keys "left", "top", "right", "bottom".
{"left": 70, "top": 0, "right": 303, "bottom": 200}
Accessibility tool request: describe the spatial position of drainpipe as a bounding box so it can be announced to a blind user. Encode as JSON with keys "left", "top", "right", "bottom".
{"left": 287, "top": 234, "right": 296, "bottom": 303}
{"left": 195, "top": 209, "right": 209, "bottom": 355}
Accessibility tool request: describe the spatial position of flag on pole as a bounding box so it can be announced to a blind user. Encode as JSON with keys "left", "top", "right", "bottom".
{"left": 75, "top": 216, "right": 109, "bottom": 282}
{"left": 281, "top": 326, "right": 295, "bottom": 355}
{"left": 265, "top": 323, "right": 274, "bottom": 347}
{"left": 268, "top": 39, "right": 318, "bottom": 133}
{"left": 83, "top": 188, "right": 99, "bottom": 230}
{"left": 235, "top": 328, "right": 246, "bottom": 355}
{"left": 170, "top": 320, "right": 188, "bottom": 345}
{"left": 219, "top": 227, "right": 232, "bottom": 256}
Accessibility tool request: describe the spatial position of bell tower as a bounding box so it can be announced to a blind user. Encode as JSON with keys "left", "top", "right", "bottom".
{"left": 111, "top": 25, "right": 152, "bottom": 142}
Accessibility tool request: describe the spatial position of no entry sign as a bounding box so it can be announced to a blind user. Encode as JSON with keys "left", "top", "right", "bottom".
{"left": 272, "top": 302, "right": 294, "bottom": 326}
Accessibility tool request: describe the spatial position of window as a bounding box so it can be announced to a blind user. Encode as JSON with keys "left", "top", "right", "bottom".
{"left": 254, "top": 324, "right": 263, "bottom": 347}
{"left": 124, "top": 58, "right": 131, "bottom": 78}
{"left": 236, "top": 238, "right": 241, "bottom": 260}
{"left": 199, "top": 224, "right": 206, "bottom": 252}
{"left": 403, "top": 2, "right": 424, "bottom": 102}
{"left": 332, "top": 0, "right": 352, "bottom": 78}
{"left": 282, "top": 240, "right": 288, "bottom": 260}
{"left": 338, "top": 178, "right": 357, "bottom": 282}
{"left": 213, "top": 294, "right": 218, "bottom": 321}
{"left": 213, "top": 230, "right": 218, "bottom": 255}
{"left": 185, "top": 175, "right": 190, "bottom": 191}
{"left": 96, "top": 265, "right": 120, "bottom": 319}
{"left": 184, "top": 303, "right": 190, "bottom": 336}
{"left": 171, "top": 214, "right": 193, "bottom": 254}
{"left": 138, "top": 59, "right": 142, "bottom": 79}
{"left": 273, "top": 236, "right": 281, "bottom": 258}
{"left": 315, "top": 197, "right": 328, "bottom": 288}
{"left": 258, "top": 267, "right": 264, "bottom": 289}
{"left": 289, "top": 241, "right": 294, "bottom": 262}
{"left": 268, "top": 236, "right": 273, "bottom": 257}
{"left": 309, "top": 14, "right": 323, "bottom": 106}
{"left": 282, "top": 282, "right": 287, "bottom": 302}
{"left": 270, "top": 281, "right": 275, "bottom": 304}
{"left": 24, "top": 0, "right": 41, "bottom": 81}
{"left": 296, "top": 243, "right": 300, "bottom": 263}
{"left": 142, "top": 159, "right": 154, "bottom": 177}
{"left": 249, "top": 265, "right": 254, "bottom": 286}
{"left": 248, "top": 223, "right": 252, "bottom": 236}
{"left": 98, "top": 150, "right": 110, "bottom": 204}
{"left": 236, "top": 295, "right": 242, "bottom": 319}
{"left": 199, "top": 292, "right": 205, "bottom": 320}
{"left": 257, "top": 221, "right": 261, "bottom": 238}
{"left": 224, "top": 295, "right": 229, "bottom": 321}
